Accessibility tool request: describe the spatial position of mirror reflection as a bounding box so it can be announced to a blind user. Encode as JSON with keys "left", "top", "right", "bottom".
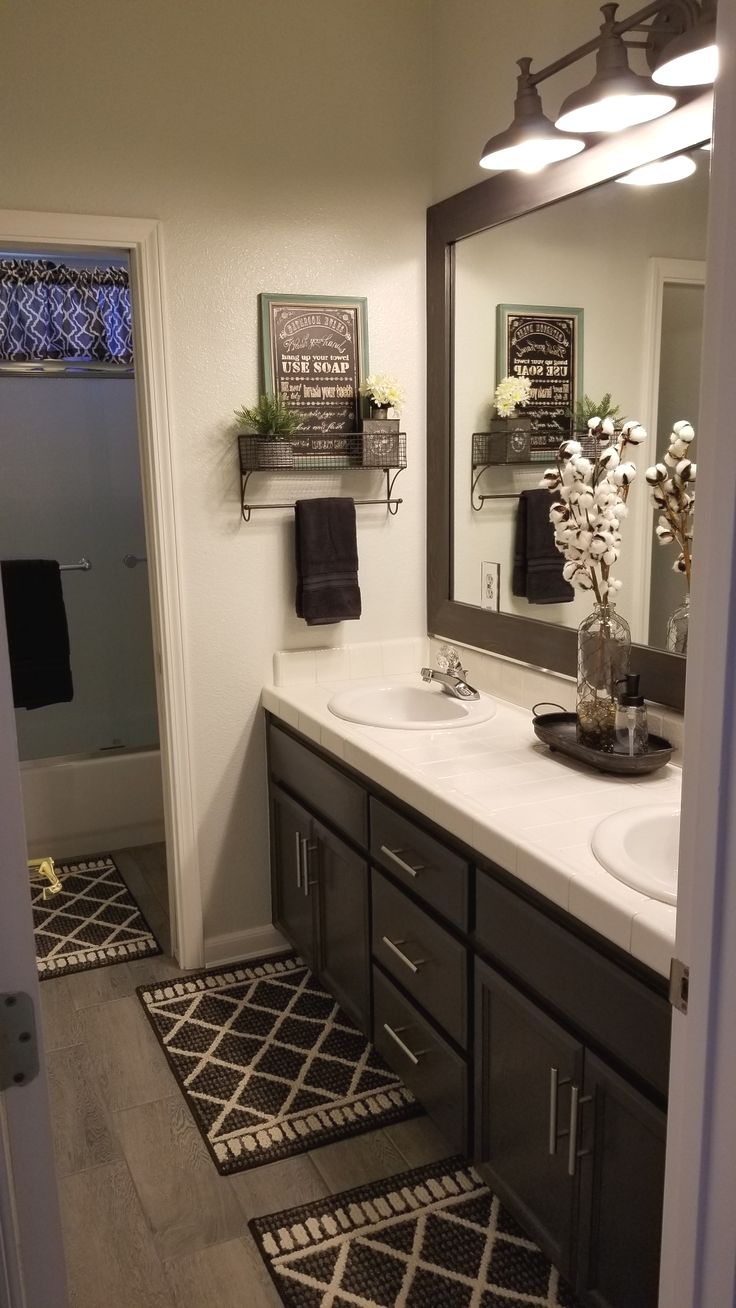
{"left": 452, "top": 151, "right": 708, "bottom": 654}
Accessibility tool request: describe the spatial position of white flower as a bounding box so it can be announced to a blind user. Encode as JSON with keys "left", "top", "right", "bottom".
{"left": 494, "top": 374, "right": 532, "bottom": 418}
{"left": 360, "top": 373, "right": 405, "bottom": 410}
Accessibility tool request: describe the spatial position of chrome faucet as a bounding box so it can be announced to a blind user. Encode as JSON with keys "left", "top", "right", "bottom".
{"left": 421, "top": 645, "right": 480, "bottom": 700}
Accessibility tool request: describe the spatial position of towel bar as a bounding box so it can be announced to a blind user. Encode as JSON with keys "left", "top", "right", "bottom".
{"left": 240, "top": 467, "right": 405, "bottom": 522}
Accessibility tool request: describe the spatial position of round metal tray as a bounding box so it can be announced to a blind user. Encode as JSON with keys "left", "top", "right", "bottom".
{"left": 531, "top": 708, "right": 674, "bottom": 775}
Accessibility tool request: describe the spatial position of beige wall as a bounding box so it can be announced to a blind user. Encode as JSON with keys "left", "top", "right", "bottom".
{"left": 0, "top": 0, "right": 433, "bottom": 952}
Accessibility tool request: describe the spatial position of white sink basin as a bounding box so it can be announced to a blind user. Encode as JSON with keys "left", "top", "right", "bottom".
{"left": 592, "top": 804, "right": 680, "bottom": 905}
{"left": 327, "top": 680, "right": 497, "bottom": 730}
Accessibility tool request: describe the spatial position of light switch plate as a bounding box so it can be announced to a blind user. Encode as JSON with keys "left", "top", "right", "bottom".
{"left": 481, "top": 561, "right": 500, "bottom": 611}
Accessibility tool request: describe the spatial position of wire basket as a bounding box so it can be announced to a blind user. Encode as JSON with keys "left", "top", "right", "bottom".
{"left": 238, "top": 433, "right": 406, "bottom": 472}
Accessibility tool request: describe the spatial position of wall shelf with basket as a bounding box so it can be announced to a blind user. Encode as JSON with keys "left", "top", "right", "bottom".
{"left": 238, "top": 433, "right": 407, "bottom": 522}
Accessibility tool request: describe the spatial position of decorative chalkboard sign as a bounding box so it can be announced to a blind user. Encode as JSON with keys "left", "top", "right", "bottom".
{"left": 260, "top": 294, "right": 369, "bottom": 455}
{"left": 496, "top": 304, "right": 583, "bottom": 457}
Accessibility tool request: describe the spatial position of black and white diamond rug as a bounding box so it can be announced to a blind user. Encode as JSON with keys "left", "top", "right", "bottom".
{"left": 137, "top": 953, "right": 421, "bottom": 1175}
{"left": 33, "top": 855, "right": 161, "bottom": 980}
{"left": 251, "top": 1156, "right": 582, "bottom": 1307}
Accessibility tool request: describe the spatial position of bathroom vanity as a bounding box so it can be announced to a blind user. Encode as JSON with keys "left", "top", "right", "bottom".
{"left": 265, "top": 681, "right": 675, "bottom": 1308}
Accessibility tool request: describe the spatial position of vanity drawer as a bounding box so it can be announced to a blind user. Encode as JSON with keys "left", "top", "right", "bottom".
{"left": 373, "top": 967, "right": 467, "bottom": 1154}
{"left": 370, "top": 798, "right": 469, "bottom": 929}
{"left": 475, "top": 871, "right": 671, "bottom": 1097}
{"left": 372, "top": 870, "right": 467, "bottom": 1047}
{"left": 269, "top": 721, "right": 367, "bottom": 846}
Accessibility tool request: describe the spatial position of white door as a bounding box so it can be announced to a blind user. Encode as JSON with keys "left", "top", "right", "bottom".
{"left": 0, "top": 610, "right": 67, "bottom": 1306}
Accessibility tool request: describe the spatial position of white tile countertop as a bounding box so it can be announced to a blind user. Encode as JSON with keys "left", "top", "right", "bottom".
{"left": 262, "top": 673, "right": 680, "bottom": 979}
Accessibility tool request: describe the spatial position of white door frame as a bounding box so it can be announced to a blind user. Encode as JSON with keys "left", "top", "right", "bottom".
{"left": 659, "top": 4, "right": 736, "bottom": 1301}
{"left": 636, "top": 256, "right": 706, "bottom": 642}
{"left": 0, "top": 210, "right": 203, "bottom": 970}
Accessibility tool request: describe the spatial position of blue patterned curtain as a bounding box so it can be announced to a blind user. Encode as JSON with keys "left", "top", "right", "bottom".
{"left": 0, "top": 259, "right": 133, "bottom": 363}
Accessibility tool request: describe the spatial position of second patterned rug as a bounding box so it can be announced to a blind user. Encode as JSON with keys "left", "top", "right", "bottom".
{"left": 137, "top": 952, "right": 421, "bottom": 1175}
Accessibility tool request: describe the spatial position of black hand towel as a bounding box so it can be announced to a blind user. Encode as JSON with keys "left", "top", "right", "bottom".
{"left": 1, "top": 560, "right": 74, "bottom": 708}
{"left": 295, "top": 497, "right": 361, "bottom": 626}
{"left": 512, "top": 489, "right": 574, "bottom": 605}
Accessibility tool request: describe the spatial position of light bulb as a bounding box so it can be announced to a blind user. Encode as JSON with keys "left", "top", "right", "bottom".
{"left": 480, "top": 136, "right": 584, "bottom": 172}
{"left": 556, "top": 89, "right": 676, "bottom": 134}
{"left": 616, "top": 154, "right": 697, "bottom": 186}
{"left": 653, "top": 43, "right": 718, "bottom": 87}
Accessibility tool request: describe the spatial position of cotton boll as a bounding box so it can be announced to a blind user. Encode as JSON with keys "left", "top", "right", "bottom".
{"left": 549, "top": 502, "right": 568, "bottom": 524}
{"left": 562, "top": 561, "right": 579, "bottom": 582}
{"left": 670, "top": 437, "right": 689, "bottom": 460}
{"left": 572, "top": 456, "right": 592, "bottom": 477}
{"left": 577, "top": 572, "right": 594, "bottom": 590}
{"left": 589, "top": 534, "right": 607, "bottom": 557}
{"left": 673, "top": 555, "right": 688, "bottom": 573}
{"left": 540, "top": 470, "right": 560, "bottom": 490}
{"left": 601, "top": 417, "right": 615, "bottom": 437}
{"left": 599, "top": 446, "right": 620, "bottom": 469}
{"left": 626, "top": 424, "right": 647, "bottom": 445}
{"left": 664, "top": 452, "right": 677, "bottom": 468}
{"left": 562, "top": 463, "right": 576, "bottom": 486}
{"left": 675, "top": 459, "right": 693, "bottom": 481}
{"left": 656, "top": 524, "right": 674, "bottom": 543}
{"left": 611, "top": 578, "right": 623, "bottom": 591}
{"left": 577, "top": 490, "right": 595, "bottom": 513}
{"left": 613, "top": 462, "right": 636, "bottom": 487}
{"left": 687, "top": 462, "right": 697, "bottom": 482}
{"left": 602, "top": 548, "right": 618, "bottom": 566}
{"left": 673, "top": 421, "right": 695, "bottom": 442}
{"left": 587, "top": 418, "right": 601, "bottom": 432}
{"left": 615, "top": 499, "right": 628, "bottom": 518}
{"left": 560, "top": 440, "right": 583, "bottom": 458}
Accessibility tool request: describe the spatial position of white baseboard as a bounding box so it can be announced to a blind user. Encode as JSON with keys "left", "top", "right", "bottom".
{"left": 203, "top": 924, "right": 288, "bottom": 969}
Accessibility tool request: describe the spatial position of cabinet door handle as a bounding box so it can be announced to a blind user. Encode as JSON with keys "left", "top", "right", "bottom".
{"left": 567, "top": 1085, "right": 593, "bottom": 1177}
{"left": 294, "top": 832, "right": 302, "bottom": 891}
{"left": 380, "top": 845, "right": 426, "bottom": 880}
{"left": 381, "top": 936, "right": 426, "bottom": 974}
{"left": 548, "top": 1067, "right": 571, "bottom": 1155}
{"left": 301, "top": 837, "right": 318, "bottom": 897}
{"left": 382, "top": 1022, "right": 425, "bottom": 1066}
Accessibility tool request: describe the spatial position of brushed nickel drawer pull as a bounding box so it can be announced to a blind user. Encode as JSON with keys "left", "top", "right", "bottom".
{"left": 295, "top": 832, "right": 302, "bottom": 891}
{"left": 548, "top": 1067, "right": 571, "bottom": 1156}
{"left": 381, "top": 936, "right": 426, "bottom": 974}
{"left": 380, "top": 846, "right": 426, "bottom": 879}
{"left": 383, "top": 1023, "right": 425, "bottom": 1066}
{"left": 301, "top": 837, "right": 317, "bottom": 897}
{"left": 567, "top": 1085, "right": 593, "bottom": 1177}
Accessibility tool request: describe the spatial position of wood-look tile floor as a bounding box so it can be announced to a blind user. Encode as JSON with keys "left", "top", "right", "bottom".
{"left": 41, "top": 844, "right": 450, "bottom": 1308}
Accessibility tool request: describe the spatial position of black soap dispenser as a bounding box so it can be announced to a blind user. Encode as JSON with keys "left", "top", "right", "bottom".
{"left": 615, "top": 675, "right": 649, "bottom": 757}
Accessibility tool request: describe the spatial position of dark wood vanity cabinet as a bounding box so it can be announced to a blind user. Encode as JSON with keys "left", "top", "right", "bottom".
{"left": 266, "top": 716, "right": 669, "bottom": 1307}
{"left": 475, "top": 959, "right": 667, "bottom": 1306}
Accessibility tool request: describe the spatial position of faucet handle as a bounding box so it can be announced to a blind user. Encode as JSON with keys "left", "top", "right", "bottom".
{"left": 438, "top": 644, "right": 466, "bottom": 678}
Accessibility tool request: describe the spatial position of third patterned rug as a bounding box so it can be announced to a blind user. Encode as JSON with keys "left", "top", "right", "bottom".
{"left": 137, "top": 952, "right": 421, "bottom": 1175}
{"left": 250, "top": 1155, "right": 582, "bottom": 1307}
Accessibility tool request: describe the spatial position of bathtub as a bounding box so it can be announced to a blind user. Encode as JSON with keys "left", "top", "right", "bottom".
{"left": 20, "top": 746, "right": 165, "bottom": 860}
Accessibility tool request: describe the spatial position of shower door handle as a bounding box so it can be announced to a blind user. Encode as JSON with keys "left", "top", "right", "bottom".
{"left": 122, "top": 554, "right": 148, "bottom": 568}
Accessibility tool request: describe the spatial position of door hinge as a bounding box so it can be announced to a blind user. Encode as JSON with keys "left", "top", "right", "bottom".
{"left": 669, "top": 958, "right": 689, "bottom": 1014}
{"left": 0, "top": 993, "right": 39, "bottom": 1090}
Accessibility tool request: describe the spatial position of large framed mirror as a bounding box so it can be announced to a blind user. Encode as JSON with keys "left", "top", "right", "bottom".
{"left": 427, "top": 91, "right": 713, "bottom": 710}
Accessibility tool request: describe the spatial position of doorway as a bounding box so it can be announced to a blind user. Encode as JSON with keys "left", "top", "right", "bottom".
{"left": 0, "top": 209, "right": 202, "bottom": 971}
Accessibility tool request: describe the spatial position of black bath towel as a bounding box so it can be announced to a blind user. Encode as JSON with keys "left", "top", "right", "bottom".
{"left": 512, "top": 489, "right": 574, "bottom": 605}
{"left": 1, "top": 560, "right": 74, "bottom": 708}
{"left": 295, "top": 497, "right": 362, "bottom": 626}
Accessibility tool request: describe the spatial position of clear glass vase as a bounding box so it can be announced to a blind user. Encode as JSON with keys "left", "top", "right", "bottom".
{"left": 577, "top": 602, "right": 631, "bottom": 752}
{"left": 666, "top": 595, "right": 689, "bottom": 655}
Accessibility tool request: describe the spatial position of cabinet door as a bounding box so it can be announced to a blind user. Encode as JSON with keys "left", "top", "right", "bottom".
{"left": 577, "top": 1052, "right": 666, "bottom": 1308}
{"left": 270, "top": 786, "right": 316, "bottom": 969}
{"left": 475, "top": 960, "right": 583, "bottom": 1281}
{"left": 314, "top": 820, "right": 369, "bottom": 1034}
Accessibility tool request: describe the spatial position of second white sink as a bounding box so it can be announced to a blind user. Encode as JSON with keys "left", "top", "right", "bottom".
{"left": 592, "top": 804, "right": 680, "bottom": 905}
{"left": 327, "top": 680, "right": 497, "bottom": 730}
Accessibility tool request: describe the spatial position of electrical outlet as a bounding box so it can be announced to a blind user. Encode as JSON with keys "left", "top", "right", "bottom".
{"left": 481, "top": 561, "right": 500, "bottom": 611}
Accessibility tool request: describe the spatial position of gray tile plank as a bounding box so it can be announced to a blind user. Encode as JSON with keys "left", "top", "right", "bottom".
{"left": 65, "top": 960, "right": 137, "bottom": 1009}
{"left": 228, "top": 1153, "right": 329, "bottom": 1222}
{"left": 385, "top": 1115, "right": 454, "bottom": 1169}
{"left": 81, "top": 995, "right": 176, "bottom": 1112}
{"left": 39, "top": 975, "right": 83, "bottom": 1050}
{"left": 164, "top": 1237, "right": 282, "bottom": 1308}
{"left": 309, "top": 1126, "right": 408, "bottom": 1193}
{"left": 47, "top": 1044, "right": 120, "bottom": 1177}
{"left": 115, "top": 1096, "right": 245, "bottom": 1261}
{"left": 60, "top": 1161, "right": 175, "bottom": 1308}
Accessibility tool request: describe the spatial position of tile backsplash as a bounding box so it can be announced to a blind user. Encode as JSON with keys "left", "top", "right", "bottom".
{"left": 270, "top": 634, "right": 683, "bottom": 766}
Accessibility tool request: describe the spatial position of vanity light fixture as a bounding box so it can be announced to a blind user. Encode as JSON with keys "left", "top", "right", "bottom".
{"left": 480, "top": 59, "right": 585, "bottom": 173}
{"left": 616, "top": 152, "right": 697, "bottom": 183}
{"left": 556, "top": 4, "right": 676, "bottom": 134}
{"left": 652, "top": 0, "right": 718, "bottom": 86}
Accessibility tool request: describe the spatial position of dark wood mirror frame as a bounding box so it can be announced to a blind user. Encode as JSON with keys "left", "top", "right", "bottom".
{"left": 427, "top": 92, "right": 712, "bottom": 712}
